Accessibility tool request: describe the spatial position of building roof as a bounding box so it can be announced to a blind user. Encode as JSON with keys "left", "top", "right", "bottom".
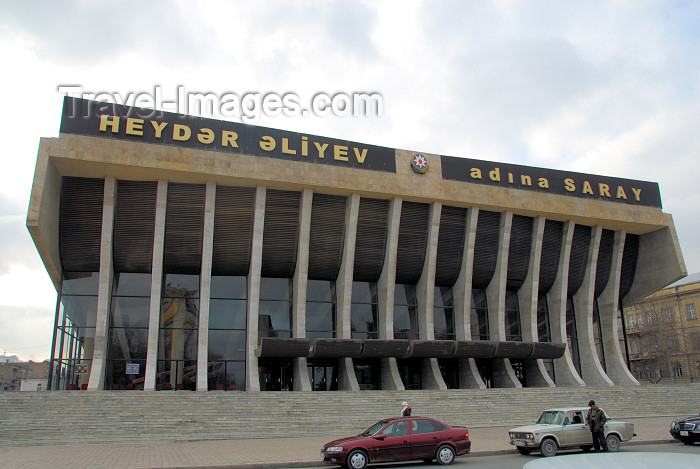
{"left": 668, "top": 272, "right": 700, "bottom": 288}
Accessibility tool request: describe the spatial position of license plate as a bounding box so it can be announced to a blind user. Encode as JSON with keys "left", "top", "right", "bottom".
{"left": 680, "top": 431, "right": 689, "bottom": 436}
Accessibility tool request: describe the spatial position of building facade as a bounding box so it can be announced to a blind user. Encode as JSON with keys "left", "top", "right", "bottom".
{"left": 27, "top": 97, "right": 686, "bottom": 392}
{"left": 625, "top": 273, "right": 700, "bottom": 383}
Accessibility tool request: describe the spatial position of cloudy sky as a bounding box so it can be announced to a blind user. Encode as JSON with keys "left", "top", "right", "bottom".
{"left": 1, "top": 0, "right": 698, "bottom": 361}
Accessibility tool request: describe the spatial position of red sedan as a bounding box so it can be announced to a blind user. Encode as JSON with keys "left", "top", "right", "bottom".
{"left": 321, "top": 416, "right": 471, "bottom": 468}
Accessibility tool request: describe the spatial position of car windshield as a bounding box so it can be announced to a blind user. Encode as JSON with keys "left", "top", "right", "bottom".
{"left": 362, "top": 420, "right": 389, "bottom": 436}
{"left": 536, "top": 411, "right": 565, "bottom": 425}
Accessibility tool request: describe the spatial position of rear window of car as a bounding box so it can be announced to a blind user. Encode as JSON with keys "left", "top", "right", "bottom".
{"left": 412, "top": 419, "right": 438, "bottom": 434}
{"left": 432, "top": 420, "right": 446, "bottom": 431}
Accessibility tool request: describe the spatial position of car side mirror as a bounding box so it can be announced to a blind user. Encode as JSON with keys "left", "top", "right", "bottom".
{"left": 373, "top": 434, "right": 387, "bottom": 440}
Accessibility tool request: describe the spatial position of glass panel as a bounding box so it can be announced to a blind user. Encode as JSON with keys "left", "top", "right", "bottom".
{"left": 108, "top": 328, "right": 149, "bottom": 360}
{"left": 306, "top": 301, "right": 334, "bottom": 332}
{"left": 208, "top": 330, "right": 246, "bottom": 361}
{"left": 351, "top": 304, "right": 377, "bottom": 338}
{"left": 110, "top": 297, "right": 150, "bottom": 328}
{"left": 505, "top": 290, "right": 522, "bottom": 341}
{"left": 158, "top": 328, "right": 198, "bottom": 361}
{"left": 307, "top": 279, "right": 333, "bottom": 302}
{"left": 209, "top": 299, "right": 247, "bottom": 329}
{"left": 260, "top": 277, "right": 292, "bottom": 300}
{"left": 471, "top": 289, "right": 489, "bottom": 340}
{"left": 537, "top": 293, "right": 551, "bottom": 342}
{"left": 114, "top": 273, "right": 152, "bottom": 297}
{"left": 434, "top": 286, "right": 453, "bottom": 308}
{"left": 434, "top": 306, "right": 455, "bottom": 340}
{"left": 160, "top": 297, "right": 199, "bottom": 328}
{"left": 163, "top": 273, "right": 200, "bottom": 297}
{"left": 351, "top": 281, "right": 372, "bottom": 303}
{"left": 210, "top": 276, "right": 247, "bottom": 299}
{"left": 60, "top": 296, "right": 98, "bottom": 329}
{"left": 259, "top": 300, "right": 292, "bottom": 331}
{"left": 61, "top": 272, "right": 99, "bottom": 295}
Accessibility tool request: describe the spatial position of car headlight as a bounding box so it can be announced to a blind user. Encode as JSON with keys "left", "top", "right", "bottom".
{"left": 509, "top": 433, "right": 514, "bottom": 438}
{"left": 325, "top": 446, "right": 344, "bottom": 453}
{"left": 527, "top": 433, "right": 534, "bottom": 439}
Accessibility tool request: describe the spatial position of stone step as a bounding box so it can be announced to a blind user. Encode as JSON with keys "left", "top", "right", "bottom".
{"left": 2, "top": 384, "right": 698, "bottom": 447}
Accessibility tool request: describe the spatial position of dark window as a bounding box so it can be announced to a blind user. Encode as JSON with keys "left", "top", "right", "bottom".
{"left": 566, "top": 297, "right": 581, "bottom": 377}
{"left": 351, "top": 282, "right": 378, "bottom": 339}
{"left": 470, "top": 289, "right": 489, "bottom": 340}
{"left": 259, "top": 277, "right": 293, "bottom": 338}
{"left": 412, "top": 419, "right": 438, "bottom": 434}
{"left": 306, "top": 280, "right": 336, "bottom": 339}
{"left": 505, "top": 289, "right": 522, "bottom": 341}
{"left": 434, "top": 287, "right": 455, "bottom": 340}
{"left": 394, "top": 284, "right": 418, "bottom": 339}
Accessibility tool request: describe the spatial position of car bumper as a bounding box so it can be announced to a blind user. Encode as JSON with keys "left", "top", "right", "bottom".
{"left": 510, "top": 439, "right": 538, "bottom": 448}
{"left": 670, "top": 430, "right": 700, "bottom": 441}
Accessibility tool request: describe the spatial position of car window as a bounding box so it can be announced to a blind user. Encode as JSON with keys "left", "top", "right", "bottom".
{"left": 383, "top": 420, "right": 409, "bottom": 437}
{"left": 412, "top": 419, "right": 438, "bottom": 435}
{"left": 363, "top": 420, "right": 388, "bottom": 436}
{"left": 433, "top": 420, "right": 446, "bottom": 431}
{"left": 536, "top": 411, "right": 562, "bottom": 425}
{"left": 571, "top": 411, "right": 584, "bottom": 424}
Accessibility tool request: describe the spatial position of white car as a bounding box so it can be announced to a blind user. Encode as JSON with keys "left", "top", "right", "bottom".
{"left": 508, "top": 407, "right": 636, "bottom": 457}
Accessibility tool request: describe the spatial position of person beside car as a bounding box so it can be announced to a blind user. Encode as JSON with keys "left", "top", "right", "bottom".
{"left": 586, "top": 400, "right": 609, "bottom": 452}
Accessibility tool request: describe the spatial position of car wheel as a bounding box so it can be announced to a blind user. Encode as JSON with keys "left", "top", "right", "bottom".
{"left": 681, "top": 439, "right": 695, "bottom": 446}
{"left": 436, "top": 444, "right": 456, "bottom": 465}
{"left": 540, "top": 438, "right": 558, "bottom": 457}
{"left": 605, "top": 434, "right": 621, "bottom": 452}
{"left": 580, "top": 445, "right": 593, "bottom": 452}
{"left": 345, "top": 449, "right": 368, "bottom": 469}
{"left": 516, "top": 446, "right": 532, "bottom": 455}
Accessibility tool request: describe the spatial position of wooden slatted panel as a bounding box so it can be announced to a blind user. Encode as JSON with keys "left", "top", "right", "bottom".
{"left": 353, "top": 197, "right": 390, "bottom": 282}
{"left": 594, "top": 229, "right": 615, "bottom": 298}
{"left": 59, "top": 177, "right": 104, "bottom": 272}
{"left": 567, "top": 224, "right": 591, "bottom": 296}
{"left": 163, "top": 183, "right": 206, "bottom": 274}
{"left": 435, "top": 205, "right": 467, "bottom": 287}
{"left": 472, "top": 210, "right": 501, "bottom": 289}
{"left": 506, "top": 215, "right": 533, "bottom": 289}
{"left": 308, "top": 193, "right": 346, "bottom": 280}
{"left": 619, "top": 234, "right": 639, "bottom": 304}
{"left": 212, "top": 186, "right": 256, "bottom": 276}
{"left": 261, "top": 189, "right": 300, "bottom": 278}
{"left": 395, "top": 201, "right": 430, "bottom": 284}
{"left": 539, "top": 220, "right": 563, "bottom": 294}
{"left": 113, "top": 180, "right": 157, "bottom": 273}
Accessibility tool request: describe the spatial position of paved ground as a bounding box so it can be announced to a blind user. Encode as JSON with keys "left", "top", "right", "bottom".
{"left": 0, "top": 416, "right": 682, "bottom": 468}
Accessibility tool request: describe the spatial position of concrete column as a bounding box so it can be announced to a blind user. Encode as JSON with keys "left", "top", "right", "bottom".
{"left": 416, "top": 202, "right": 445, "bottom": 390}
{"left": 144, "top": 180, "right": 168, "bottom": 391}
{"left": 88, "top": 177, "right": 116, "bottom": 391}
{"left": 378, "top": 198, "right": 402, "bottom": 390}
{"left": 547, "top": 221, "right": 586, "bottom": 387}
{"left": 336, "top": 194, "right": 360, "bottom": 391}
{"left": 196, "top": 182, "right": 216, "bottom": 391}
{"left": 246, "top": 186, "right": 266, "bottom": 392}
{"left": 292, "top": 189, "right": 312, "bottom": 391}
{"left": 486, "top": 212, "right": 520, "bottom": 388}
{"left": 452, "top": 208, "right": 485, "bottom": 389}
{"left": 519, "top": 217, "right": 554, "bottom": 387}
{"left": 598, "top": 231, "right": 639, "bottom": 386}
{"left": 573, "top": 226, "right": 614, "bottom": 386}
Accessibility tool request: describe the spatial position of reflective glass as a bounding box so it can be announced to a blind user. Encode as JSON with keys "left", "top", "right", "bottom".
{"left": 208, "top": 330, "right": 246, "bottom": 360}
{"left": 158, "top": 328, "right": 198, "bottom": 361}
{"left": 209, "top": 299, "right": 247, "bottom": 329}
{"left": 537, "top": 293, "right": 551, "bottom": 342}
{"left": 61, "top": 272, "right": 99, "bottom": 295}
{"left": 505, "top": 290, "right": 521, "bottom": 341}
{"left": 210, "top": 276, "right": 247, "bottom": 299}
{"left": 307, "top": 279, "right": 334, "bottom": 302}
{"left": 160, "top": 297, "right": 199, "bottom": 328}
{"left": 114, "top": 273, "right": 152, "bottom": 297}
{"left": 162, "top": 274, "right": 200, "bottom": 297}
{"left": 306, "top": 301, "right": 334, "bottom": 332}
{"left": 110, "top": 297, "right": 150, "bottom": 328}
{"left": 470, "top": 289, "right": 489, "bottom": 340}
{"left": 108, "top": 328, "right": 149, "bottom": 360}
{"left": 351, "top": 281, "right": 372, "bottom": 303}
{"left": 434, "top": 286, "right": 453, "bottom": 308}
{"left": 259, "top": 300, "right": 292, "bottom": 331}
{"left": 60, "top": 296, "right": 98, "bottom": 328}
{"left": 260, "top": 277, "right": 292, "bottom": 300}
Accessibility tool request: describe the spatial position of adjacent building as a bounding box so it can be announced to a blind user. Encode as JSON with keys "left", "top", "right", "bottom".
{"left": 27, "top": 97, "right": 686, "bottom": 392}
{"left": 625, "top": 272, "right": 700, "bottom": 383}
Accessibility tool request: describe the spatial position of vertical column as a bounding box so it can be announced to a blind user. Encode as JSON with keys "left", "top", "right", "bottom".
{"left": 377, "top": 198, "right": 402, "bottom": 390}
{"left": 196, "top": 182, "right": 216, "bottom": 391}
{"left": 598, "top": 231, "right": 639, "bottom": 385}
{"left": 336, "top": 194, "right": 360, "bottom": 391}
{"left": 547, "top": 221, "right": 585, "bottom": 386}
{"left": 453, "top": 208, "right": 485, "bottom": 389}
{"left": 88, "top": 177, "right": 116, "bottom": 391}
{"left": 416, "top": 202, "right": 445, "bottom": 390}
{"left": 486, "top": 212, "right": 520, "bottom": 388}
{"left": 144, "top": 180, "right": 168, "bottom": 391}
{"left": 292, "top": 189, "right": 312, "bottom": 391}
{"left": 246, "top": 186, "right": 266, "bottom": 392}
{"left": 519, "top": 217, "right": 554, "bottom": 387}
{"left": 573, "top": 226, "right": 614, "bottom": 386}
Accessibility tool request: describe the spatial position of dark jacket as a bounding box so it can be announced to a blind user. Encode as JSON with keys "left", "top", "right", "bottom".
{"left": 586, "top": 408, "right": 608, "bottom": 433}
{"left": 401, "top": 407, "right": 412, "bottom": 416}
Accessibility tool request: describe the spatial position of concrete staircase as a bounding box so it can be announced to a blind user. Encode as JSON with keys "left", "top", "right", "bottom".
{"left": 2, "top": 384, "right": 699, "bottom": 447}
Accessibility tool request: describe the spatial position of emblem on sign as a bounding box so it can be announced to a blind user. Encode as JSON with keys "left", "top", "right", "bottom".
{"left": 411, "top": 153, "right": 429, "bottom": 174}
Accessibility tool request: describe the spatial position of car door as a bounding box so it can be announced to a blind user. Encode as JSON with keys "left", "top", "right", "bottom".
{"left": 372, "top": 420, "right": 411, "bottom": 462}
{"left": 410, "top": 418, "right": 442, "bottom": 460}
{"left": 562, "top": 410, "right": 589, "bottom": 445}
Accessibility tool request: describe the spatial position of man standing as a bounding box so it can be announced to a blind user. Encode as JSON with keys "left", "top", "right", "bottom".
{"left": 585, "top": 400, "right": 609, "bottom": 452}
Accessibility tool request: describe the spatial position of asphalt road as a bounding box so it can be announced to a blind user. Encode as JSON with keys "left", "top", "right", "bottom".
{"left": 293, "top": 441, "right": 700, "bottom": 469}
